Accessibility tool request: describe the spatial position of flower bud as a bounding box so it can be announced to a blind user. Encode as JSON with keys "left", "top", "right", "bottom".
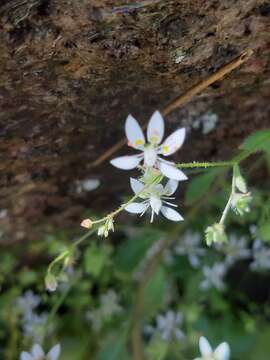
{"left": 205, "top": 223, "right": 227, "bottom": 246}
{"left": 97, "top": 218, "right": 114, "bottom": 238}
{"left": 234, "top": 165, "right": 247, "bottom": 193}
{"left": 81, "top": 218, "right": 93, "bottom": 229}
{"left": 97, "top": 225, "right": 109, "bottom": 237}
{"left": 45, "top": 273, "right": 58, "bottom": 292}
{"left": 231, "top": 192, "right": 252, "bottom": 216}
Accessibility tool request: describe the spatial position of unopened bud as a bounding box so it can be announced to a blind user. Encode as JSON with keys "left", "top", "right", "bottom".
{"left": 234, "top": 165, "right": 247, "bottom": 193}
{"left": 45, "top": 273, "right": 58, "bottom": 292}
{"left": 231, "top": 192, "right": 252, "bottom": 216}
{"left": 81, "top": 218, "right": 93, "bottom": 229}
{"left": 205, "top": 223, "right": 227, "bottom": 246}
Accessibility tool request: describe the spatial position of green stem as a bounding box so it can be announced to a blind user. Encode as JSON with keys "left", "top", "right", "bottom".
{"left": 71, "top": 228, "right": 96, "bottom": 249}
{"left": 41, "top": 279, "right": 74, "bottom": 344}
{"left": 177, "top": 161, "right": 235, "bottom": 169}
{"left": 219, "top": 165, "right": 237, "bottom": 225}
{"left": 47, "top": 250, "right": 69, "bottom": 274}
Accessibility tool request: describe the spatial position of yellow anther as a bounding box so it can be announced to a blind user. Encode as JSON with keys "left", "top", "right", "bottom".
{"left": 162, "top": 145, "right": 169, "bottom": 154}
{"left": 135, "top": 139, "right": 143, "bottom": 146}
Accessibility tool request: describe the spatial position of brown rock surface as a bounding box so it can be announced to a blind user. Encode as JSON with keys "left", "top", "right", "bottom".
{"left": 0, "top": 0, "right": 269, "bottom": 243}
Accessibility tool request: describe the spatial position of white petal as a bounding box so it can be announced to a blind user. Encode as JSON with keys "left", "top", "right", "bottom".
{"left": 110, "top": 155, "right": 142, "bottom": 170}
{"left": 130, "top": 178, "right": 144, "bottom": 194}
{"left": 147, "top": 110, "right": 164, "bottom": 144}
{"left": 47, "top": 344, "right": 61, "bottom": 360}
{"left": 160, "top": 128, "right": 186, "bottom": 156}
{"left": 150, "top": 196, "right": 162, "bottom": 214}
{"left": 160, "top": 206, "right": 183, "bottom": 222}
{"left": 164, "top": 179, "right": 179, "bottom": 195}
{"left": 32, "top": 344, "right": 44, "bottom": 358}
{"left": 159, "top": 161, "right": 187, "bottom": 181}
{"left": 214, "top": 343, "right": 230, "bottom": 360}
{"left": 199, "top": 337, "right": 213, "bottom": 356}
{"left": 20, "top": 352, "right": 33, "bottom": 360}
{"left": 125, "top": 202, "right": 148, "bottom": 214}
{"left": 125, "top": 115, "right": 145, "bottom": 149}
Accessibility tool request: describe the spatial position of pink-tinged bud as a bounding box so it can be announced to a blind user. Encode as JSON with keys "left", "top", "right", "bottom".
{"left": 81, "top": 219, "right": 93, "bottom": 229}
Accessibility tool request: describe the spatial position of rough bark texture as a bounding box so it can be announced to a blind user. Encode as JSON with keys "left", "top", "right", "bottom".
{"left": 0, "top": 0, "right": 269, "bottom": 243}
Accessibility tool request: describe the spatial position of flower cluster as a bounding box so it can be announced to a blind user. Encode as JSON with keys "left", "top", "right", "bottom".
{"left": 110, "top": 111, "right": 187, "bottom": 225}
{"left": 145, "top": 310, "right": 185, "bottom": 342}
{"left": 16, "top": 291, "right": 51, "bottom": 343}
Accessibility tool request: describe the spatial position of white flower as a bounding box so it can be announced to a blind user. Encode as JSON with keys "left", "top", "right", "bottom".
{"left": 20, "top": 344, "right": 61, "bottom": 360}
{"left": 200, "top": 263, "right": 227, "bottom": 292}
{"left": 75, "top": 178, "right": 100, "bottom": 193}
{"left": 215, "top": 235, "right": 251, "bottom": 267}
{"left": 146, "top": 310, "right": 185, "bottom": 342}
{"left": 99, "top": 290, "right": 122, "bottom": 317}
{"left": 125, "top": 178, "right": 183, "bottom": 222}
{"left": 250, "top": 239, "right": 270, "bottom": 271}
{"left": 22, "top": 313, "right": 49, "bottom": 343}
{"left": 110, "top": 111, "right": 188, "bottom": 181}
{"left": 86, "top": 290, "right": 122, "bottom": 332}
{"left": 194, "top": 336, "right": 230, "bottom": 360}
{"left": 157, "top": 311, "right": 185, "bottom": 341}
{"left": 175, "top": 231, "right": 205, "bottom": 268}
{"left": 16, "top": 291, "right": 41, "bottom": 314}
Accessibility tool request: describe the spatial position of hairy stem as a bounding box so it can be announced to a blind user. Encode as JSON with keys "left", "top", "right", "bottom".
{"left": 176, "top": 161, "right": 235, "bottom": 169}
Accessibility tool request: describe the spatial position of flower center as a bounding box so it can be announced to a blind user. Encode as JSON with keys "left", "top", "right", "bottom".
{"left": 144, "top": 145, "right": 157, "bottom": 167}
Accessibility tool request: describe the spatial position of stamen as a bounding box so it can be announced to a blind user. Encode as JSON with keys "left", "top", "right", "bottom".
{"left": 135, "top": 139, "right": 143, "bottom": 146}
{"left": 163, "top": 201, "right": 178, "bottom": 207}
{"left": 150, "top": 210, "right": 154, "bottom": 223}
{"left": 162, "top": 145, "right": 169, "bottom": 154}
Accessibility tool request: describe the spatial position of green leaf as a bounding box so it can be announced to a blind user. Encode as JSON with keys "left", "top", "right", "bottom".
{"left": 241, "top": 129, "right": 270, "bottom": 153}
{"left": 259, "top": 222, "right": 270, "bottom": 242}
{"left": 147, "top": 335, "right": 169, "bottom": 360}
{"left": 185, "top": 169, "right": 219, "bottom": 205}
{"left": 84, "top": 242, "right": 111, "bottom": 277}
{"left": 98, "top": 327, "right": 128, "bottom": 360}
{"left": 143, "top": 267, "right": 166, "bottom": 315}
{"left": 114, "top": 230, "right": 160, "bottom": 274}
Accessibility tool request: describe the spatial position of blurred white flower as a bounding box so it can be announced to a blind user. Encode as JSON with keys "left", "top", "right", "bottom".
{"left": 86, "top": 290, "right": 122, "bottom": 332}
{"left": 146, "top": 310, "right": 185, "bottom": 342}
{"left": 99, "top": 290, "right": 122, "bottom": 317}
{"left": 75, "top": 178, "right": 100, "bottom": 194}
{"left": 17, "top": 291, "right": 41, "bottom": 314}
{"left": 192, "top": 112, "right": 218, "bottom": 135}
{"left": 20, "top": 343, "right": 60, "bottom": 360}
{"left": 215, "top": 235, "right": 251, "bottom": 266}
{"left": 110, "top": 111, "right": 188, "bottom": 181}
{"left": 125, "top": 178, "right": 183, "bottom": 222}
{"left": 250, "top": 239, "right": 270, "bottom": 271}
{"left": 174, "top": 231, "right": 205, "bottom": 268}
{"left": 16, "top": 291, "right": 54, "bottom": 343}
{"left": 200, "top": 263, "right": 227, "bottom": 291}
{"left": 194, "top": 336, "right": 230, "bottom": 360}
{"left": 22, "top": 313, "right": 49, "bottom": 343}
{"left": 0, "top": 209, "right": 8, "bottom": 219}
